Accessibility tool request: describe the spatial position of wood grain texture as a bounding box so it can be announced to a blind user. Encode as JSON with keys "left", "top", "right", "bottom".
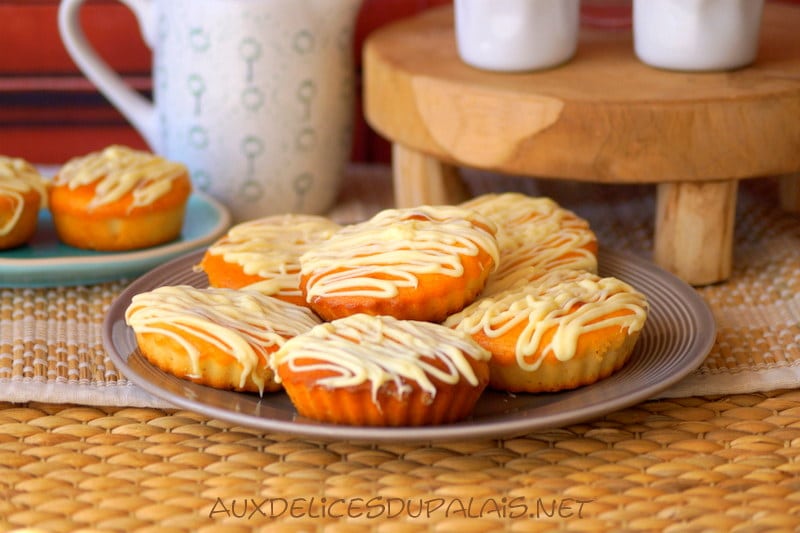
{"left": 364, "top": 3, "right": 800, "bottom": 183}
{"left": 654, "top": 180, "right": 737, "bottom": 286}
{"left": 392, "top": 143, "right": 468, "bottom": 207}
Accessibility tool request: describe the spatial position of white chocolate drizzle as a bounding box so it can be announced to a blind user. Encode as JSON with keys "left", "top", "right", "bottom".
{"left": 0, "top": 156, "right": 47, "bottom": 235}
{"left": 462, "top": 193, "right": 598, "bottom": 294}
{"left": 270, "top": 313, "right": 491, "bottom": 403}
{"left": 125, "top": 285, "right": 321, "bottom": 393}
{"left": 445, "top": 270, "right": 648, "bottom": 371}
{"left": 53, "top": 145, "right": 187, "bottom": 211}
{"left": 483, "top": 231, "right": 598, "bottom": 295}
{"left": 203, "top": 214, "right": 341, "bottom": 298}
{"left": 462, "top": 193, "right": 589, "bottom": 248}
{"left": 300, "top": 205, "right": 499, "bottom": 300}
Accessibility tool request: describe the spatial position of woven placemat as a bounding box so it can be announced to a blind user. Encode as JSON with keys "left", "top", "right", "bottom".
{"left": 2, "top": 390, "right": 800, "bottom": 531}
{"left": 1, "top": 166, "right": 799, "bottom": 408}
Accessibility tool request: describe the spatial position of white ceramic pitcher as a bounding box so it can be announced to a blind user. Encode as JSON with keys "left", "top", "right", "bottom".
{"left": 59, "top": 0, "right": 362, "bottom": 222}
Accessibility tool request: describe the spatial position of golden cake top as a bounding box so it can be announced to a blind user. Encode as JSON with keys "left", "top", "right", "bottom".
{"left": 461, "top": 192, "right": 595, "bottom": 250}
{"left": 462, "top": 192, "right": 599, "bottom": 293}
{"left": 483, "top": 233, "right": 598, "bottom": 295}
{"left": 125, "top": 285, "right": 321, "bottom": 394}
{"left": 270, "top": 313, "right": 491, "bottom": 401}
{"left": 445, "top": 269, "right": 648, "bottom": 370}
{"left": 0, "top": 156, "right": 48, "bottom": 235}
{"left": 300, "top": 205, "right": 500, "bottom": 300}
{"left": 54, "top": 145, "right": 188, "bottom": 210}
{"left": 205, "top": 214, "right": 341, "bottom": 297}
{"left": 463, "top": 192, "right": 567, "bottom": 222}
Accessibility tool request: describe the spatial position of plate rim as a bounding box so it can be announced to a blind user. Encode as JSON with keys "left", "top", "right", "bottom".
{"left": 102, "top": 247, "right": 716, "bottom": 442}
{"left": 0, "top": 191, "right": 231, "bottom": 286}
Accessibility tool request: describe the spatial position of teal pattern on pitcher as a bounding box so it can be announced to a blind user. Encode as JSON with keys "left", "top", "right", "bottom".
{"left": 158, "top": 113, "right": 170, "bottom": 165}
{"left": 192, "top": 169, "right": 211, "bottom": 192}
{"left": 236, "top": 36, "right": 267, "bottom": 204}
{"left": 240, "top": 179, "right": 264, "bottom": 202}
{"left": 182, "top": 23, "right": 212, "bottom": 200}
{"left": 293, "top": 172, "right": 313, "bottom": 211}
{"left": 242, "top": 87, "right": 264, "bottom": 112}
{"left": 189, "top": 27, "right": 211, "bottom": 52}
{"left": 295, "top": 128, "right": 316, "bottom": 152}
{"left": 155, "top": 65, "right": 168, "bottom": 92}
{"left": 187, "top": 74, "right": 206, "bottom": 115}
{"left": 293, "top": 30, "right": 315, "bottom": 54}
{"left": 189, "top": 125, "right": 209, "bottom": 149}
{"left": 240, "top": 135, "right": 265, "bottom": 201}
{"left": 294, "top": 69, "right": 318, "bottom": 209}
{"left": 240, "top": 35, "right": 265, "bottom": 113}
{"left": 155, "top": 14, "right": 170, "bottom": 160}
{"left": 157, "top": 13, "right": 169, "bottom": 43}
{"left": 239, "top": 37, "right": 262, "bottom": 83}
{"left": 185, "top": 19, "right": 210, "bottom": 204}
{"left": 296, "top": 79, "right": 316, "bottom": 120}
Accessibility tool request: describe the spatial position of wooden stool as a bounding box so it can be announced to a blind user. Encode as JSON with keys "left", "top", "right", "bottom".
{"left": 363, "top": 3, "right": 800, "bottom": 285}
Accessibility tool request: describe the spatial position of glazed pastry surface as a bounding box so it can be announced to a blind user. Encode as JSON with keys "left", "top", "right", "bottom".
{"left": 125, "top": 285, "right": 321, "bottom": 393}
{"left": 462, "top": 193, "right": 598, "bottom": 294}
{"left": 0, "top": 156, "right": 47, "bottom": 236}
{"left": 204, "top": 214, "right": 341, "bottom": 297}
{"left": 271, "top": 313, "right": 491, "bottom": 401}
{"left": 446, "top": 270, "right": 648, "bottom": 371}
{"left": 301, "top": 205, "right": 499, "bottom": 300}
{"left": 53, "top": 145, "right": 187, "bottom": 211}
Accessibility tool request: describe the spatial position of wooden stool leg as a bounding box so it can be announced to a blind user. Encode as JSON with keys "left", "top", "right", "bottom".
{"left": 391, "top": 143, "right": 469, "bottom": 208}
{"left": 654, "top": 180, "right": 737, "bottom": 286}
{"left": 779, "top": 173, "right": 800, "bottom": 212}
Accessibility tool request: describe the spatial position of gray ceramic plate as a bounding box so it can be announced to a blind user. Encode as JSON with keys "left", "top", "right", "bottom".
{"left": 103, "top": 248, "right": 715, "bottom": 442}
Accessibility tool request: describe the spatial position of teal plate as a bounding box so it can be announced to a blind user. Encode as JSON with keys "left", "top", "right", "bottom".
{"left": 0, "top": 192, "right": 231, "bottom": 287}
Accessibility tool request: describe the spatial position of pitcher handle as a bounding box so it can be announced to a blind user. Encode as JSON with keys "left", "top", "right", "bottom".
{"left": 58, "top": 0, "right": 159, "bottom": 149}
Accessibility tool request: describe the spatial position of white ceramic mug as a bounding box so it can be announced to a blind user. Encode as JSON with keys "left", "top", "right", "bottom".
{"left": 59, "top": 0, "right": 362, "bottom": 222}
{"left": 633, "top": 0, "right": 764, "bottom": 71}
{"left": 454, "top": 0, "right": 580, "bottom": 72}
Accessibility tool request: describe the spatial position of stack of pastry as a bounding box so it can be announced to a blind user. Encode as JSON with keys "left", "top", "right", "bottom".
{"left": 128, "top": 191, "right": 649, "bottom": 427}
{"left": 0, "top": 145, "right": 193, "bottom": 252}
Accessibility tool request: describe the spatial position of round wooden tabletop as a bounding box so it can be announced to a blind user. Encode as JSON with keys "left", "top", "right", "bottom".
{"left": 364, "top": 3, "right": 800, "bottom": 184}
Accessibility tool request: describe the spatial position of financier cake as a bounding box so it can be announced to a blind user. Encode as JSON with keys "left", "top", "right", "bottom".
{"left": 125, "top": 285, "right": 322, "bottom": 394}
{"left": 49, "top": 145, "right": 192, "bottom": 251}
{"left": 0, "top": 156, "right": 48, "bottom": 250}
{"left": 445, "top": 269, "right": 648, "bottom": 393}
{"left": 299, "top": 205, "right": 499, "bottom": 323}
{"left": 197, "top": 214, "right": 341, "bottom": 307}
{"left": 460, "top": 193, "right": 598, "bottom": 296}
{"left": 270, "top": 313, "right": 492, "bottom": 426}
